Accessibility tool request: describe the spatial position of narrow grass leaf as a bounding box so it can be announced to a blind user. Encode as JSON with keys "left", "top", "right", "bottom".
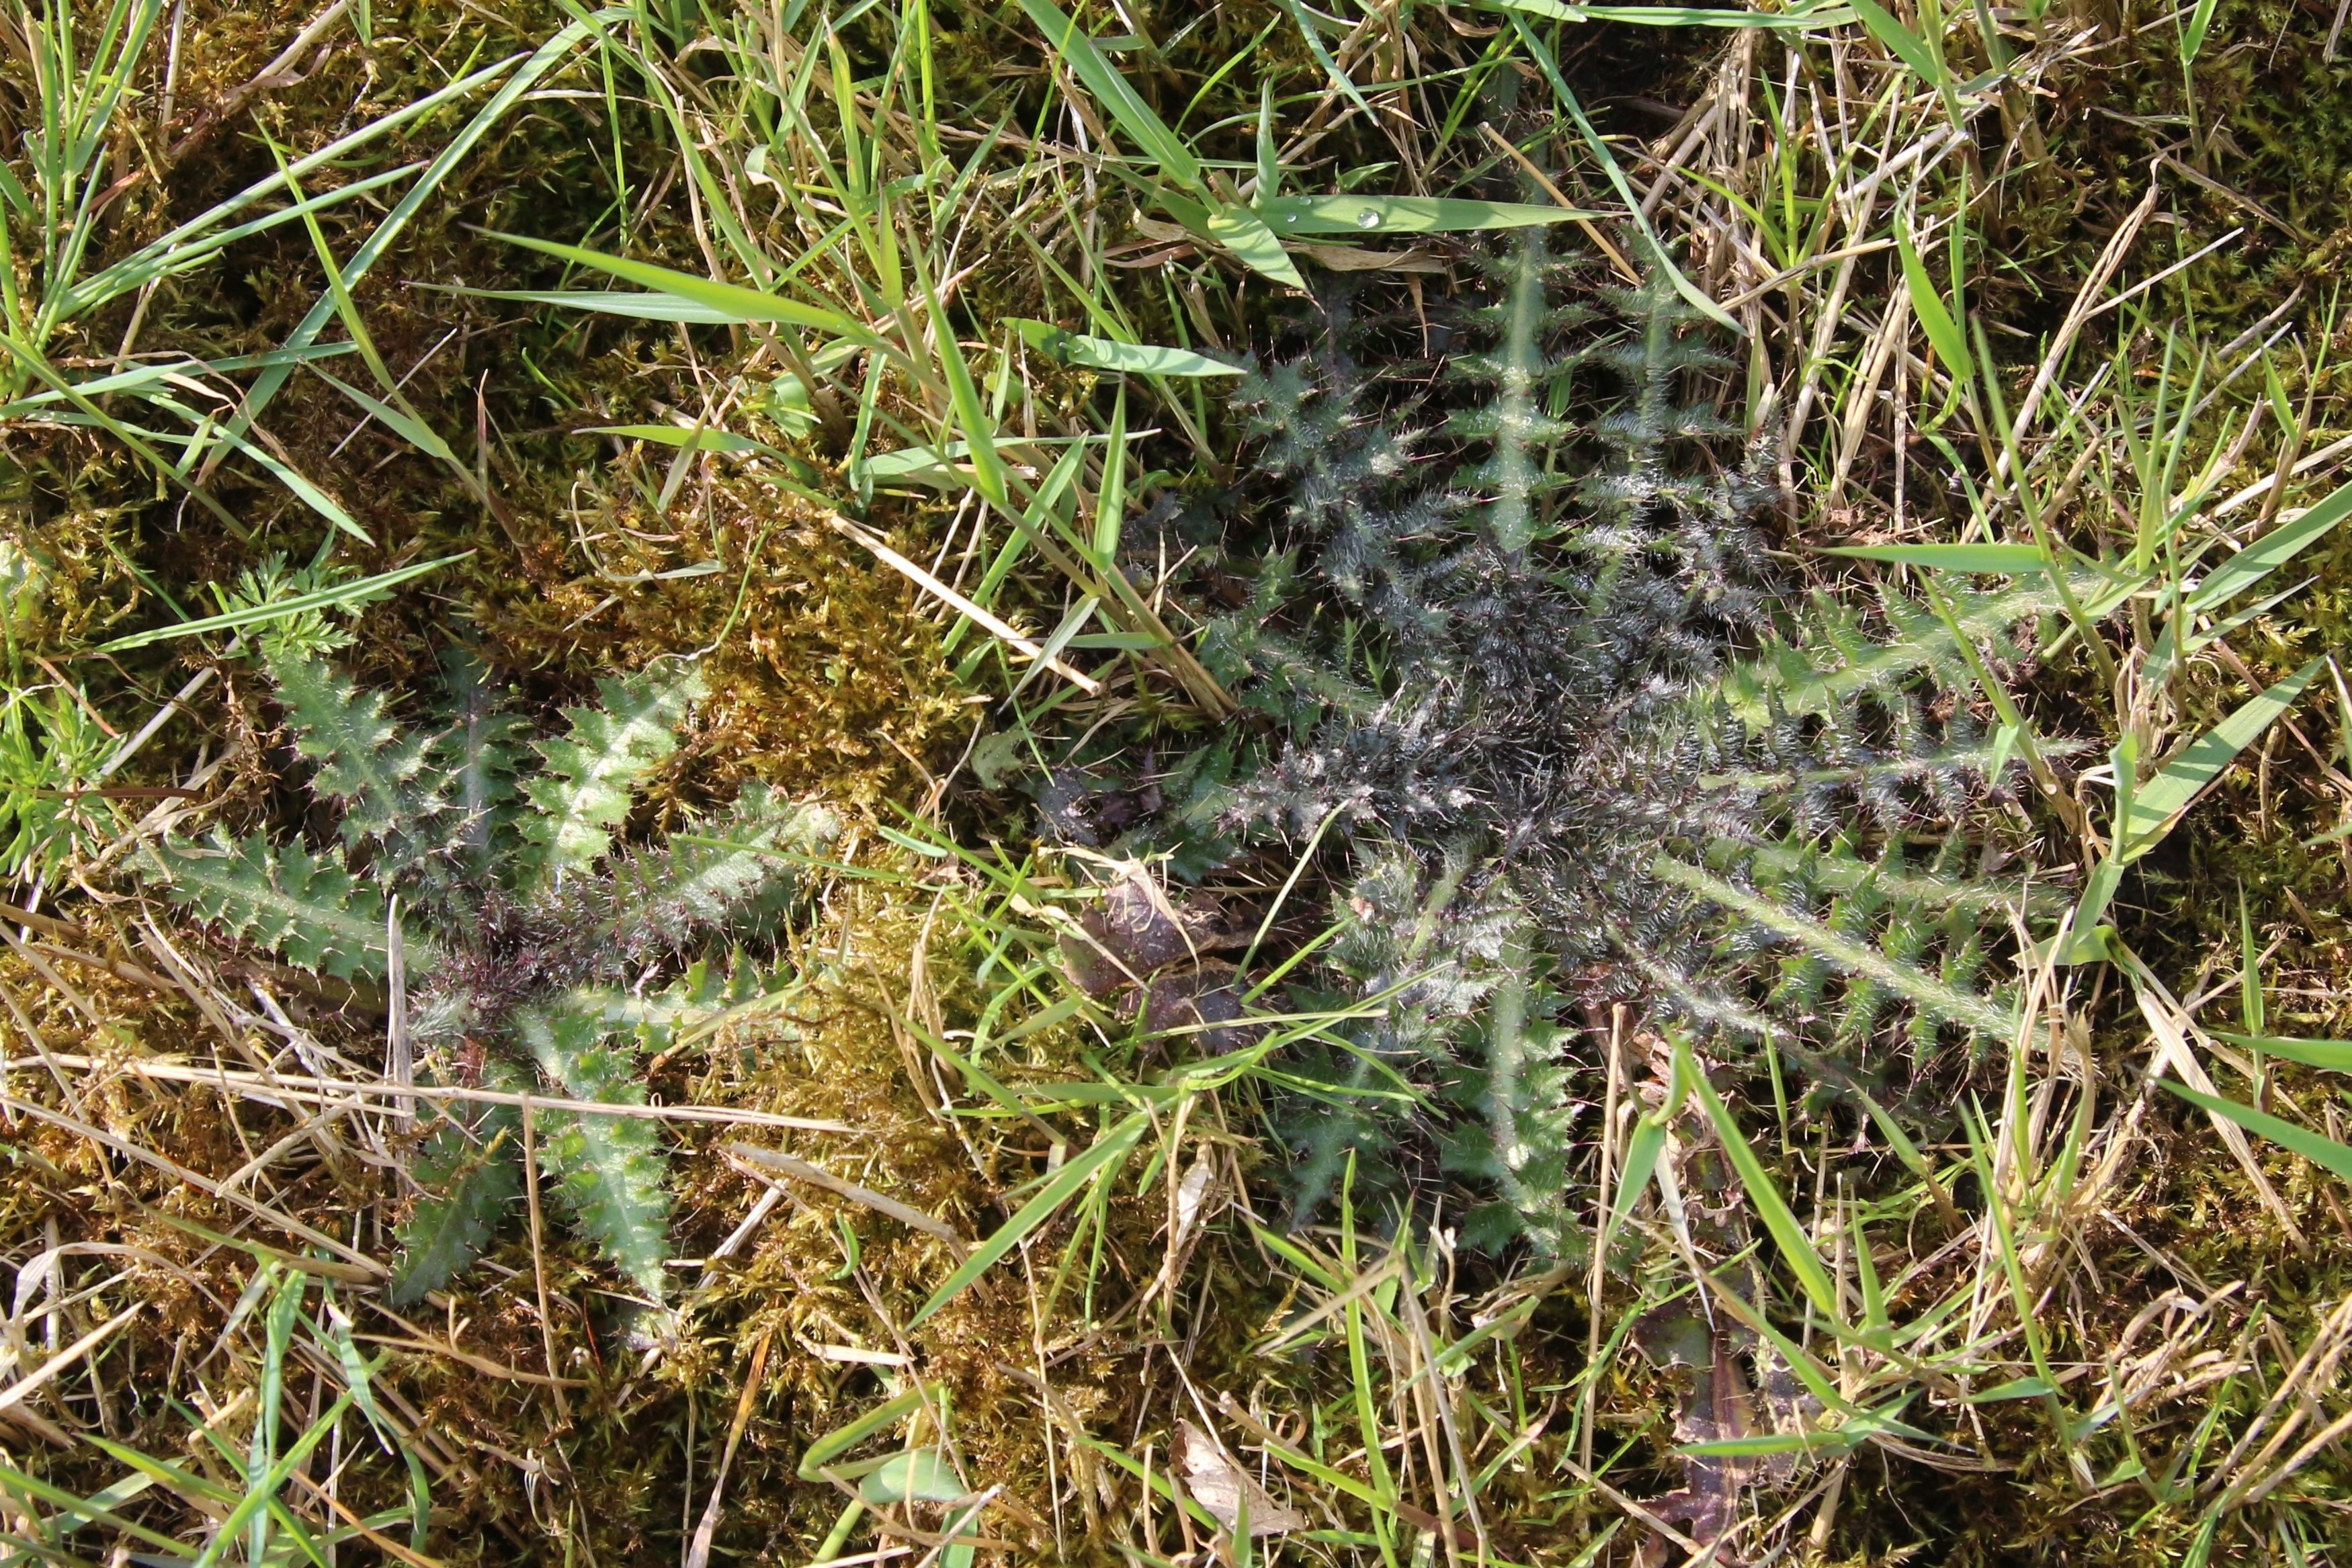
{"left": 864, "top": 435, "right": 1085, "bottom": 484}
{"left": 81, "top": 1434, "right": 239, "bottom": 1508}
{"left": 1256, "top": 194, "right": 1598, "bottom": 235}
{"left": 2160, "top": 1080, "right": 2352, "bottom": 1184}
{"left": 1272, "top": 0, "right": 1377, "bottom": 122}
{"left": 1823, "top": 543, "right": 2044, "bottom": 572}
{"left": 1895, "top": 227, "right": 1969, "bottom": 376}
{"left": 1013, "top": 0, "right": 1200, "bottom": 188}
{"left": 446, "top": 286, "right": 746, "bottom": 323}
{"left": 2123, "top": 659, "right": 2322, "bottom": 858}
{"left": 1508, "top": 19, "right": 1740, "bottom": 333}
{"left": 1606, "top": 1115, "right": 1665, "bottom": 1255}
{"left": 1688, "top": 1055, "right": 1843, "bottom": 1325}
{"left": 798, "top": 1386, "right": 933, "bottom": 1481}
{"left": 584, "top": 423, "right": 779, "bottom": 453}
{"left": 2212, "top": 1031, "right": 2352, "bottom": 1072}
{"left": 1005, "top": 318, "right": 1245, "bottom": 376}
{"left": 1205, "top": 204, "right": 1308, "bottom": 289}
{"left": 1678, "top": 1432, "right": 1849, "bottom": 1458}
{"left": 1476, "top": 0, "right": 1857, "bottom": 24}
{"left": 310, "top": 367, "right": 462, "bottom": 468}
{"left": 859, "top": 1450, "right": 969, "bottom": 1504}
{"left": 1846, "top": 0, "right": 1946, "bottom": 85}
{"left": 2180, "top": 0, "right": 2221, "bottom": 64}
{"left": 190, "top": 1394, "right": 353, "bottom": 1568}
{"left": 98, "top": 555, "right": 469, "bottom": 652}
{"left": 214, "top": 427, "right": 372, "bottom": 544}
{"left": 230, "top": 18, "right": 614, "bottom": 443}
{"left": 2189, "top": 477, "right": 2352, "bottom": 612}
{"left": 909, "top": 1111, "right": 1149, "bottom": 1327}
{"left": 0, "top": 1463, "right": 186, "bottom": 1554}
{"left": 483, "top": 230, "right": 881, "bottom": 345}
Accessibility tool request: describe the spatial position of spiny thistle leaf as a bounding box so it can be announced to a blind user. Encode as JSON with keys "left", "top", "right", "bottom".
{"left": 1720, "top": 578, "right": 2062, "bottom": 729}
{"left": 1191, "top": 233, "right": 2038, "bottom": 1244}
{"left": 1652, "top": 854, "right": 2018, "bottom": 1041}
{"left": 388, "top": 1093, "right": 522, "bottom": 1307}
{"left": 132, "top": 651, "right": 789, "bottom": 1301}
{"left": 268, "top": 647, "right": 440, "bottom": 869}
{"left": 147, "top": 834, "right": 417, "bottom": 981}
{"left": 601, "top": 787, "right": 837, "bottom": 957}
{"left": 515, "top": 998, "right": 673, "bottom": 1301}
{"left": 434, "top": 648, "right": 526, "bottom": 868}
{"left": 1455, "top": 232, "right": 1572, "bottom": 554}
{"left": 1441, "top": 932, "right": 1579, "bottom": 1260}
{"left": 518, "top": 668, "right": 706, "bottom": 890}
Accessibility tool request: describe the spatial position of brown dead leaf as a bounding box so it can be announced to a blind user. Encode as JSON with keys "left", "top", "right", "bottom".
{"left": 1295, "top": 242, "right": 1445, "bottom": 273}
{"left": 1177, "top": 1420, "right": 1304, "bottom": 1538}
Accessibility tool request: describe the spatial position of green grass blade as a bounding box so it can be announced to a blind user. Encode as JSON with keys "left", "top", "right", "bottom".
{"left": 1896, "top": 228, "right": 1969, "bottom": 377}
{"left": 309, "top": 367, "right": 463, "bottom": 469}
{"left": 198, "top": 419, "right": 372, "bottom": 543}
{"left": 228, "top": 15, "right": 616, "bottom": 440}
{"left": 433, "top": 285, "right": 746, "bottom": 322}
{"left": 1822, "top": 543, "right": 2045, "bottom": 572}
{"left": 69, "top": 162, "right": 427, "bottom": 314}
{"left": 1607, "top": 1115, "right": 1665, "bottom": 1257}
{"left": 97, "top": 554, "right": 468, "bottom": 652}
{"left": 1013, "top": 0, "right": 1200, "bottom": 189}
{"left": 798, "top": 1386, "right": 933, "bottom": 1481}
{"left": 1205, "top": 202, "right": 1307, "bottom": 289}
{"left": 191, "top": 1393, "right": 353, "bottom": 1568}
{"left": 1256, "top": 194, "right": 1598, "bottom": 234}
{"left": 2212, "top": 1031, "right": 2352, "bottom": 1072}
{"left": 2180, "top": 0, "right": 2221, "bottom": 64}
{"left": 66, "top": 41, "right": 524, "bottom": 312}
{"left": 1846, "top": 0, "right": 1947, "bottom": 85}
{"left": 1005, "top": 318, "right": 1245, "bottom": 376}
{"left": 2123, "top": 658, "right": 2322, "bottom": 859}
{"left": 909, "top": 1111, "right": 1148, "bottom": 1327}
{"left": 1507, "top": 18, "right": 1740, "bottom": 333}
{"left": 2160, "top": 1080, "right": 2352, "bottom": 1184}
{"left": 1477, "top": 0, "right": 1857, "bottom": 24}
{"left": 2189, "top": 476, "right": 2352, "bottom": 613}
{"left": 0, "top": 1462, "right": 186, "bottom": 1553}
{"left": 482, "top": 230, "right": 881, "bottom": 344}
{"left": 1686, "top": 1043, "right": 1843, "bottom": 1326}
{"left": 583, "top": 423, "right": 781, "bottom": 454}
{"left": 1271, "top": 0, "right": 1378, "bottom": 122}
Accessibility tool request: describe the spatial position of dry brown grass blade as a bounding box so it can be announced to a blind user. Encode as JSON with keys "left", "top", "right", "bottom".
{"left": 0, "top": 1090, "right": 386, "bottom": 1274}
{"left": 726, "top": 1144, "right": 971, "bottom": 1254}
{"left": 2124, "top": 957, "right": 2306, "bottom": 1250}
{"left": 685, "top": 1327, "right": 775, "bottom": 1568}
{"left": 5, "top": 1053, "right": 855, "bottom": 1132}
{"left": 0, "top": 1301, "right": 140, "bottom": 1420}
{"left": 829, "top": 515, "right": 1101, "bottom": 695}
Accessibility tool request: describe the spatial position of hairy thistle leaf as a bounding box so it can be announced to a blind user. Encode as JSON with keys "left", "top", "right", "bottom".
{"left": 269, "top": 648, "right": 441, "bottom": 871}
{"left": 516, "top": 997, "right": 673, "bottom": 1300}
{"left": 601, "top": 787, "right": 837, "bottom": 957}
{"left": 1720, "top": 579, "right": 2060, "bottom": 730}
{"left": 1456, "top": 232, "right": 1572, "bottom": 554}
{"left": 1652, "top": 853, "right": 2017, "bottom": 1041}
{"left": 1196, "top": 238, "right": 2035, "bottom": 1239}
{"left": 388, "top": 1093, "right": 522, "bottom": 1306}
{"left": 1441, "top": 933, "right": 1579, "bottom": 1260}
{"left": 518, "top": 668, "right": 706, "bottom": 890}
{"left": 148, "top": 834, "right": 417, "bottom": 980}
{"left": 434, "top": 648, "right": 526, "bottom": 869}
